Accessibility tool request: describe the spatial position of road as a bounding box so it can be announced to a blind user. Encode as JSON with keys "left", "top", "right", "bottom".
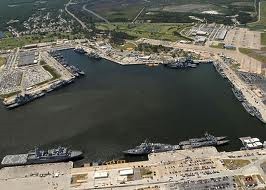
{"left": 65, "top": 0, "right": 87, "bottom": 29}
{"left": 132, "top": 7, "right": 145, "bottom": 23}
{"left": 82, "top": 5, "right": 110, "bottom": 24}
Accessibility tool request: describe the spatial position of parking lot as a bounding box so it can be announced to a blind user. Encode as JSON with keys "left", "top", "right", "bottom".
{"left": 224, "top": 28, "right": 261, "bottom": 49}
{"left": 23, "top": 66, "right": 52, "bottom": 88}
{"left": 0, "top": 70, "right": 22, "bottom": 95}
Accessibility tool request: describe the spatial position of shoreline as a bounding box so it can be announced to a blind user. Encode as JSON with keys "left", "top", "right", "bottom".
{"left": 213, "top": 61, "right": 266, "bottom": 123}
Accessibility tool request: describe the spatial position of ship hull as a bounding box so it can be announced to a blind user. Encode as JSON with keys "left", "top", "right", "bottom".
{"left": 1, "top": 151, "right": 83, "bottom": 167}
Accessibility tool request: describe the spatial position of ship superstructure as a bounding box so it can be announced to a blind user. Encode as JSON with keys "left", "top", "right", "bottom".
{"left": 1, "top": 146, "right": 83, "bottom": 167}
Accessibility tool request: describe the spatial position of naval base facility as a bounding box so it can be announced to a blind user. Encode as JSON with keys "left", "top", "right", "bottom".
{"left": 2, "top": 145, "right": 266, "bottom": 190}
{"left": 0, "top": 36, "right": 265, "bottom": 124}
{"left": 0, "top": 135, "right": 266, "bottom": 189}
{"left": 0, "top": 43, "right": 85, "bottom": 109}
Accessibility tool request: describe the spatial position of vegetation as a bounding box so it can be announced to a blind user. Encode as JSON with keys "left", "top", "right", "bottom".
{"left": 239, "top": 47, "right": 266, "bottom": 63}
{"left": 136, "top": 43, "right": 173, "bottom": 53}
{"left": 0, "top": 56, "right": 6, "bottom": 67}
{"left": 96, "top": 23, "right": 192, "bottom": 42}
{"left": 249, "top": 1, "right": 266, "bottom": 30}
{"left": 222, "top": 159, "right": 250, "bottom": 170}
{"left": 109, "top": 31, "right": 136, "bottom": 45}
{"left": 80, "top": 0, "right": 256, "bottom": 24}
{"left": 42, "top": 65, "right": 61, "bottom": 80}
{"left": 0, "top": 0, "right": 69, "bottom": 30}
{"left": 40, "top": 60, "right": 46, "bottom": 65}
{"left": 0, "top": 91, "right": 21, "bottom": 99}
{"left": 210, "top": 42, "right": 225, "bottom": 49}
{"left": 0, "top": 32, "right": 84, "bottom": 50}
{"left": 261, "top": 33, "right": 266, "bottom": 46}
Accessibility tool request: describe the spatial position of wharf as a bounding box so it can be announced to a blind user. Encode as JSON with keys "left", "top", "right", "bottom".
{"left": 1, "top": 147, "right": 266, "bottom": 189}
{"left": 0, "top": 162, "right": 72, "bottom": 190}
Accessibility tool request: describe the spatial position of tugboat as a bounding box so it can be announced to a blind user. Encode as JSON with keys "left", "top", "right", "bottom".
{"left": 1, "top": 146, "right": 83, "bottom": 167}
{"left": 123, "top": 141, "right": 180, "bottom": 155}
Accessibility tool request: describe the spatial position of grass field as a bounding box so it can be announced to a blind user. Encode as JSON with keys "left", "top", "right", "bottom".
{"left": 209, "top": 42, "right": 225, "bottom": 49}
{"left": 84, "top": 0, "right": 255, "bottom": 24}
{"left": 0, "top": 33, "right": 83, "bottom": 50}
{"left": 96, "top": 23, "right": 193, "bottom": 42}
{"left": 222, "top": 159, "right": 250, "bottom": 170}
{"left": 249, "top": 1, "right": 266, "bottom": 30}
{"left": 239, "top": 47, "right": 266, "bottom": 63}
{"left": 261, "top": 33, "right": 266, "bottom": 46}
{"left": 0, "top": 57, "right": 6, "bottom": 67}
{"left": 42, "top": 65, "right": 61, "bottom": 80}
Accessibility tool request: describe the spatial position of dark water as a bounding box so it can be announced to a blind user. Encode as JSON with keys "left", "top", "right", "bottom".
{"left": 0, "top": 49, "right": 265, "bottom": 162}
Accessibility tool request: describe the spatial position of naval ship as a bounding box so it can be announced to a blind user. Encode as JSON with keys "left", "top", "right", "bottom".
{"left": 5, "top": 92, "right": 45, "bottom": 109}
{"left": 124, "top": 133, "right": 229, "bottom": 155}
{"left": 123, "top": 141, "right": 180, "bottom": 155}
{"left": 164, "top": 57, "right": 197, "bottom": 69}
{"left": 1, "top": 146, "right": 83, "bottom": 167}
{"left": 179, "top": 132, "right": 229, "bottom": 149}
{"left": 74, "top": 48, "right": 86, "bottom": 54}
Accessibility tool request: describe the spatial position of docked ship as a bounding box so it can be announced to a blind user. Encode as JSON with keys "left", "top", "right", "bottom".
{"left": 164, "top": 57, "right": 197, "bottom": 69}
{"left": 179, "top": 132, "right": 229, "bottom": 149}
{"left": 87, "top": 51, "right": 101, "bottom": 60}
{"left": 74, "top": 48, "right": 86, "bottom": 54}
{"left": 123, "top": 141, "right": 180, "bottom": 155}
{"left": 1, "top": 146, "right": 83, "bottom": 167}
{"left": 5, "top": 92, "right": 45, "bottom": 109}
{"left": 232, "top": 87, "right": 245, "bottom": 102}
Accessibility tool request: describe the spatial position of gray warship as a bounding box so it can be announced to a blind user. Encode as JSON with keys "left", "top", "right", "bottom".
{"left": 179, "top": 132, "right": 229, "bottom": 149}
{"left": 164, "top": 57, "right": 197, "bottom": 69}
{"left": 1, "top": 146, "right": 83, "bottom": 167}
{"left": 123, "top": 141, "right": 180, "bottom": 155}
{"left": 124, "top": 133, "right": 229, "bottom": 155}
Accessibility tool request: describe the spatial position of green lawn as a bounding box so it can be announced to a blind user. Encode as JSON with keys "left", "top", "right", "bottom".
{"left": 0, "top": 91, "right": 21, "bottom": 99}
{"left": 0, "top": 33, "right": 84, "bottom": 50}
{"left": 96, "top": 22, "right": 193, "bottom": 42}
{"left": 261, "top": 33, "right": 266, "bottom": 46}
{"left": 42, "top": 64, "right": 61, "bottom": 80}
{"left": 239, "top": 47, "right": 266, "bottom": 63}
{"left": 0, "top": 56, "right": 6, "bottom": 67}
{"left": 210, "top": 42, "right": 225, "bottom": 49}
{"left": 249, "top": 1, "right": 266, "bottom": 30}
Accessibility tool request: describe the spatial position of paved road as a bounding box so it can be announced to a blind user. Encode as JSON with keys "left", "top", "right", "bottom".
{"left": 65, "top": 0, "right": 87, "bottom": 29}
{"left": 82, "top": 5, "right": 110, "bottom": 24}
{"left": 132, "top": 7, "right": 145, "bottom": 23}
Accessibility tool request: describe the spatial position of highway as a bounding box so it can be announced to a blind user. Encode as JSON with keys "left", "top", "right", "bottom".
{"left": 65, "top": 0, "right": 87, "bottom": 29}
{"left": 82, "top": 5, "right": 110, "bottom": 24}
{"left": 132, "top": 7, "right": 145, "bottom": 23}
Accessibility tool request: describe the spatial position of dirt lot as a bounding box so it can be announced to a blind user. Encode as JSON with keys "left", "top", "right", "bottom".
{"left": 162, "top": 4, "right": 214, "bottom": 13}
{"left": 224, "top": 28, "right": 261, "bottom": 50}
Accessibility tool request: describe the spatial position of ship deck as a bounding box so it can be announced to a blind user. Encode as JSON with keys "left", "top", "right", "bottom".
{"left": 1, "top": 154, "right": 28, "bottom": 165}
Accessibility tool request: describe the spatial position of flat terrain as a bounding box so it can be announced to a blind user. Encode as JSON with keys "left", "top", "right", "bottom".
{"left": 262, "top": 33, "right": 266, "bottom": 46}
{"left": 2, "top": 147, "right": 266, "bottom": 190}
{"left": 0, "top": 33, "right": 82, "bottom": 50}
{"left": 75, "top": 0, "right": 256, "bottom": 24}
{"left": 0, "top": 0, "right": 68, "bottom": 31}
{"left": 96, "top": 23, "right": 192, "bottom": 41}
{"left": 0, "top": 57, "right": 6, "bottom": 67}
{"left": 249, "top": 0, "right": 266, "bottom": 30}
{"left": 239, "top": 47, "right": 266, "bottom": 63}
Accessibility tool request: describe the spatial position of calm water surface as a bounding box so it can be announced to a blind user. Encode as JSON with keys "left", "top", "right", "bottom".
{"left": 0, "top": 49, "right": 265, "bottom": 162}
